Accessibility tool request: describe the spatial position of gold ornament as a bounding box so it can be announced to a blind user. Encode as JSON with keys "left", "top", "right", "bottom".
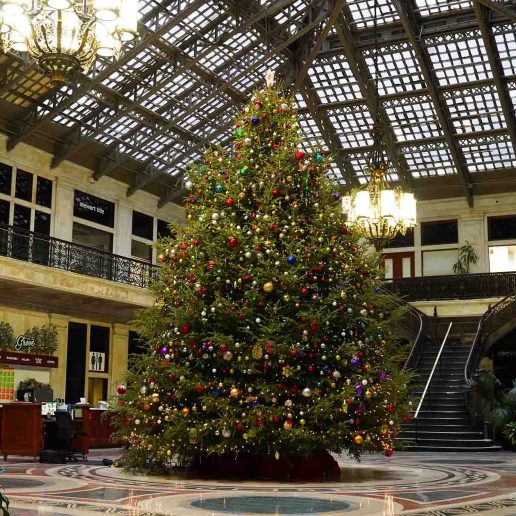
{"left": 299, "top": 419, "right": 305, "bottom": 426}
{"left": 263, "top": 281, "right": 274, "bottom": 293}
{"left": 283, "top": 420, "right": 293, "bottom": 430}
{"left": 354, "top": 435, "right": 363, "bottom": 445}
{"left": 282, "top": 365, "right": 294, "bottom": 378}
{"left": 365, "top": 390, "right": 373, "bottom": 399}
{"left": 182, "top": 407, "right": 190, "bottom": 416}
{"left": 230, "top": 387, "right": 239, "bottom": 398}
{"left": 252, "top": 344, "right": 263, "bottom": 359}
{"left": 342, "top": 404, "right": 348, "bottom": 413}
{"left": 151, "top": 393, "right": 159, "bottom": 402}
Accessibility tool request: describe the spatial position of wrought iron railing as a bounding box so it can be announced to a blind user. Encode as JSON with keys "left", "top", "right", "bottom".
{"left": 389, "top": 272, "right": 516, "bottom": 301}
{"left": 377, "top": 285, "right": 427, "bottom": 371}
{"left": 0, "top": 223, "right": 158, "bottom": 289}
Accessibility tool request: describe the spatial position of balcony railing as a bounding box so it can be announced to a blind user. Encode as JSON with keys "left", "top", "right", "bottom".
{"left": 389, "top": 272, "right": 516, "bottom": 301}
{"left": 0, "top": 223, "right": 158, "bottom": 289}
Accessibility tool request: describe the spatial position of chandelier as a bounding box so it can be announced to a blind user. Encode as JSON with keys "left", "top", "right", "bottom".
{"left": 0, "top": 0, "right": 138, "bottom": 85}
{"left": 341, "top": 1, "right": 416, "bottom": 250}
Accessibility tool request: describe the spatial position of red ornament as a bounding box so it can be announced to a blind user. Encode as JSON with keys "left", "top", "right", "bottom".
{"left": 123, "top": 417, "right": 131, "bottom": 426}
{"left": 236, "top": 423, "right": 244, "bottom": 432}
{"left": 158, "top": 254, "right": 168, "bottom": 263}
{"left": 181, "top": 324, "right": 191, "bottom": 334}
{"left": 295, "top": 150, "right": 305, "bottom": 160}
{"left": 309, "top": 322, "right": 319, "bottom": 332}
{"left": 272, "top": 415, "right": 281, "bottom": 423}
{"left": 385, "top": 448, "right": 393, "bottom": 457}
{"left": 256, "top": 416, "right": 265, "bottom": 426}
{"left": 195, "top": 385, "right": 204, "bottom": 394}
{"left": 193, "top": 239, "right": 200, "bottom": 247}
{"left": 300, "top": 287, "right": 309, "bottom": 296}
{"left": 226, "top": 198, "right": 235, "bottom": 207}
{"left": 272, "top": 187, "right": 281, "bottom": 197}
{"left": 386, "top": 403, "right": 394, "bottom": 413}
{"left": 308, "top": 365, "right": 314, "bottom": 373}
{"left": 116, "top": 385, "right": 126, "bottom": 395}
{"left": 228, "top": 236, "right": 238, "bottom": 248}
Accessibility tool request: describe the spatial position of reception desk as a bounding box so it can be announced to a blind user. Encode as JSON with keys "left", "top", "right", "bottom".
{"left": 0, "top": 403, "right": 91, "bottom": 460}
{"left": 89, "top": 408, "right": 121, "bottom": 448}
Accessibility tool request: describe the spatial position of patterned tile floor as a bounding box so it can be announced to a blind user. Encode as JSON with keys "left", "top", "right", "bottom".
{"left": 0, "top": 448, "right": 515, "bottom": 515}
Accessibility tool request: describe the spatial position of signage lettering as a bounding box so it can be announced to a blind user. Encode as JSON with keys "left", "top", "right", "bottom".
{"left": 0, "top": 351, "right": 58, "bottom": 368}
{"left": 14, "top": 335, "right": 36, "bottom": 352}
{"left": 74, "top": 190, "right": 115, "bottom": 227}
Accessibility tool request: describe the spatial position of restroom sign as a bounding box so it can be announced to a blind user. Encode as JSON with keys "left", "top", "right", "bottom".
{"left": 89, "top": 352, "right": 106, "bottom": 372}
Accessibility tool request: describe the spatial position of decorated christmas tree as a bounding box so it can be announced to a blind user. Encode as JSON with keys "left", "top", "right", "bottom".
{"left": 111, "top": 74, "right": 411, "bottom": 479}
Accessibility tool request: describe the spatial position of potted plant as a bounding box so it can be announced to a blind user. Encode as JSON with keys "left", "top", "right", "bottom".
{"left": 23, "top": 325, "right": 58, "bottom": 355}
{"left": 453, "top": 241, "right": 478, "bottom": 274}
{"left": 0, "top": 321, "right": 13, "bottom": 351}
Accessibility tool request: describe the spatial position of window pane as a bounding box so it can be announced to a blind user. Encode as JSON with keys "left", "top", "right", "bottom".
{"left": 13, "top": 204, "right": 30, "bottom": 229}
{"left": 157, "top": 218, "right": 174, "bottom": 239}
{"left": 34, "top": 211, "right": 51, "bottom": 235}
{"left": 488, "top": 216, "right": 516, "bottom": 241}
{"left": 0, "top": 163, "right": 13, "bottom": 195}
{"left": 131, "top": 239, "right": 152, "bottom": 262}
{"left": 0, "top": 199, "right": 10, "bottom": 225}
{"left": 421, "top": 220, "right": 458, "bottom": 246}
{"left": 36, "top": 177, "right": 53, "bottom": 208}
{"left": 72, "top": 222, "right": 113, "bottom": 252}
{"left": 15, "top": 170, "right": 33, "bottom": 201}
{"left": 384, "top": 228, "right": 414, "bottom": 248}
{"left": 132, "top": 210, "right": 153, "bottom": 240}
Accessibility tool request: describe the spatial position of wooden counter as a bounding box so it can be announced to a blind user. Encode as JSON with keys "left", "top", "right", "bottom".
{"left": 0, "top": 403, "right": 42, "bottom": 460}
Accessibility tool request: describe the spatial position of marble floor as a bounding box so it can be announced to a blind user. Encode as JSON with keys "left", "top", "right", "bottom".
{"left": 0, "top": 449, "right": 515, "bottom": 515}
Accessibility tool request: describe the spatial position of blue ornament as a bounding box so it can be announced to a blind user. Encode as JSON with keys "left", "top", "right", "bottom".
{"left": 332, "top": 193, "right": 341, "bottom": 201}
{"left": 212, "top": 390, "right": 222, "bottom": 398}
{"left": 215, "top": 184, "right": 223, "bottom": 193}
{"left": 315, "top": 152, "right": 323, "bottom": 162}
{"left": 251, "top": 116, "right": 260, "bottom": 125}
{"left": 287, "top": 255, "right": 296, "bottom": 265}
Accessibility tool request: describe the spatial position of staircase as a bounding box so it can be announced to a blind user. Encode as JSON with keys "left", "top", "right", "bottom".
{"left": 399, "top": 318, "right": 501, "bottom": 452}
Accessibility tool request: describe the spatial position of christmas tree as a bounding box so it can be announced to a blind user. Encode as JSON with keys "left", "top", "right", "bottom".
{"left": 111, "top": 74, "right": 411, "bottom": 478}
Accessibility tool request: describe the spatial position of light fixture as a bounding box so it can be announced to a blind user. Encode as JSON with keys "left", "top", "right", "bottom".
{"left": 0, "top": 0, "right": 138, "bottom": 86}
{"left": 341, "top": 1, "right": 416, "bottom": 250}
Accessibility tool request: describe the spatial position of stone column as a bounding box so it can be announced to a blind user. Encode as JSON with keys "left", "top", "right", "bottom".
{"left": 48, "top": 314, "right": 69, "bottom": 400}
{"left": 111, "top": 324, "right": 129, "bottom": 396}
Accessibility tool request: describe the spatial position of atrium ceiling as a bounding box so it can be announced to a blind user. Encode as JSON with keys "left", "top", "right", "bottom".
{"left": 0, "top": 0, "right": 514, "bottom": 207}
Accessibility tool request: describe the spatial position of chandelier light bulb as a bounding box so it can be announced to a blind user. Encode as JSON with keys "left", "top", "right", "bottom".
{"left": 47, "top": 0, "right": 73, "bottom": 9}
{"left": 93, "top": 0, "right": 120, "bottom": 21}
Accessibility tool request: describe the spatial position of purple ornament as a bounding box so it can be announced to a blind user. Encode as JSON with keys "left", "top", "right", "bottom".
{"left": 252, "top": 399, "right": 260, "bottom": 406}
{"left": 351, "top": 356, "right": 360, "bottom": 367}
{"left": 356, "top": 403, "right": 365, "bottom": 414}
{"left": 251, "top": 116, "right": 260, "bottom": 125}
{"left": 160, "top": 346, "right": 168, "bottom": 355}
{"left": 356, "top": 384, "right": 363, "bottom": 397}
{"left": 332, "top": 193, "right": 341, "bottom": 201}
{"left": 378, "top": 372, "right": 386, "bottom": 381}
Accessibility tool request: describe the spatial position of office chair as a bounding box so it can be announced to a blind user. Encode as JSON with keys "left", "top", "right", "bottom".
{"left": 54, "top": 410, "right": 87, "bottom": 462}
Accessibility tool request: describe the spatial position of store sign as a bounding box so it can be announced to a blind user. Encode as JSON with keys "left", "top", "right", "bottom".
{"left": 74, "top": 190, "right": 115, "bottom": 228}
{"left": 0, "top": 351, "right": 58, "bottom": 368}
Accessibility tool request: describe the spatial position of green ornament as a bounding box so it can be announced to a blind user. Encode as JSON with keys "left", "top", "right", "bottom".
{"left": 236, "top": 128, "right": 244, "bottom": 137}
{"left": 240, "top": 166, "right": 249, "bottom": 176}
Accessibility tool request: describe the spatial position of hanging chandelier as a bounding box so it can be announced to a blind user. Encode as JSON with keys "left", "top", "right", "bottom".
{"left": 0, "top": 0, "right": 138, "bottom": 85}
{"left": 341, "top": 1, "right": 416, "bottom": 250}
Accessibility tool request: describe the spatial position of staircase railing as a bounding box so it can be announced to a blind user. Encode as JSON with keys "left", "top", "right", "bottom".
{"left": 414, "top": 322, "right": 453, "bottom": 419}
{"left": 377, "top": 285, "right": 427, "bottom": 372}
{"left": 464, "top": 293, "right": 516, "bottom": 438}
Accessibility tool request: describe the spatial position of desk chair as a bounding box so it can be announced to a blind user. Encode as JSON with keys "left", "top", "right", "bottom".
{"left": 54, "top": 411, "right": 87, "bottom": 462}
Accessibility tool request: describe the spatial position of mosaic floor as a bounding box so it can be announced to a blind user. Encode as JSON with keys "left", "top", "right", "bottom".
{"left": 0, "top": 449, "right": 515, "bottom": 515}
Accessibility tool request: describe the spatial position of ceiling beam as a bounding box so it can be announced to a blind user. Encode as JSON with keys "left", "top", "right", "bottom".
{"left": 473, "top": 1, "right": 516, "bottom": 156}
{"left": 302, "top": 80, "right": 359, "bottom": 186}
{"left": 5, "top": 0, "right": 207, "bottom": 152}
{"left": 392, "top": 0, "right": 474, "bottom": 206}
{"left": 127, "top": 2, "right": 335, "bottom": 201}
{"left": 475, "top": 0, "right": 516, "bottom": 22}
{"left": 334, "top": 12, "right": 414, "bottom": 188}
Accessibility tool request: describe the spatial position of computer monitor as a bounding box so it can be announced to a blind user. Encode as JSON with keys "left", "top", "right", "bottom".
{"left": 41, "top": 402, "right": 57, "bottom": 417}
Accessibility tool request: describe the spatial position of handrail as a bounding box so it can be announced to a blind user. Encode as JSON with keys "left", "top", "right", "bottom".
{"left": 0, "top": 222, "right": 159, "bottom": 288}
{"left": 414, "top": 322, "right": 453, "bottom": 419}
{"left": 464, "top": 293, "right": 516, "bottom": 386}
{"left": 377, "top": 285, "right": 426, "bottom": 372}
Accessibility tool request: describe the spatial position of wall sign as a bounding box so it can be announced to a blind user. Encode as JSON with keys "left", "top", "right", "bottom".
{"left": 14, "top": 335, "right": 36, "bottom": 353}
{"left": 0, "top": 351, "right": 58, "bottom": 368}
{"left": 74, "top": 190, "right": 115, "bottom": 227}
{"left": 89, "top": 352, "right": 106, "bottom": 372}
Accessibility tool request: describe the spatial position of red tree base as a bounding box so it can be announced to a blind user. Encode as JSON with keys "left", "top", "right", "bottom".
{"left": 192, "top": 450, "right": 341, "bottom": 481}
